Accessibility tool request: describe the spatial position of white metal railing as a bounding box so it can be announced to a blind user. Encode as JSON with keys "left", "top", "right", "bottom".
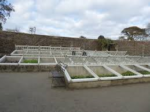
{"left": 15, "top": 45, "right": 80, "bottom": 51}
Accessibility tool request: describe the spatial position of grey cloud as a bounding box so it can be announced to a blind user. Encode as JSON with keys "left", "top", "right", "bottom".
{"left": 3, "top": 0, "right": 150, "bottom": 39}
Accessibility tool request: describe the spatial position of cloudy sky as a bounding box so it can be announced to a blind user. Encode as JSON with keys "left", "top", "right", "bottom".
{"left": 3, "top": 0, "right": 150, "bottom": 39}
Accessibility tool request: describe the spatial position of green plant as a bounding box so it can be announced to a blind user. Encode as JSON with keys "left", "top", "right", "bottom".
{"left": 0, "top": 23, "right": 2, "bottom": 31}
{"left": 0, "top": 0, "right": 15, "bottom": 23}
{"left": 121, "top": 71, "right": 135, "bottom": 76}
{"left": 98, "top": 74, "right": 116, "bottom": 77}
{"left": 71, "top": 75, "right": 94, "bottom": 79}
{"left": 97, "top": 38, "right": 114, "bottom": 50}
{"left": 138, "top": 71, "right": 150, "bottom": 75}
{"left": 23, "top": 59, "right": 38, "bottom": 63}
{"left": 97, "top": 38, "right": 107, "bottom": 50}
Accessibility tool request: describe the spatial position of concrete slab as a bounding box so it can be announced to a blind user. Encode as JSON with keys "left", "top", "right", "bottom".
{"left": 0, "top": 72, "right": 150, "bottom": 112}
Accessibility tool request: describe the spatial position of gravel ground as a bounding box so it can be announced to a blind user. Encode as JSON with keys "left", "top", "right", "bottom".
{"left": 0, "top": 72, "right": 150, "bottom": 112}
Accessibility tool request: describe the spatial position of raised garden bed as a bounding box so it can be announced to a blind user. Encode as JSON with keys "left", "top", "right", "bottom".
{"left": 142, "top": 65, "right": 150, "bottom": 69}
{"left": 40, "top": 58, "right": 55, "bottom": 63}
{"left": 40, "top": 51, "right": 50, "bottom": 57}
{"left": 98, "top": 74, "right": 116, "bottom": 77}
{"left": 13, "top": 50, "right": 26, "bottom": 55}
{"left": 138, "top": 71, "right": 150, "bottom": 75}
{"left": 52, "top": 52, "right": 62, "bottom": 56}
{"left": 0, "top": 56, "right": 21, "bottom": 64}
{"left": 27, "top": 51, "right": 39, "bottom": 55}
{"left": 121, "top": 71, "right": 135, "bottom": 76}
{"left": 3, "top": 60, "right": 18, "bottom": 63}
{"left": 67, "top": 66, "right": 94, "bottom": 79}
{"left": 71, "top": 75, "right": 94, "bottom": 79}
{"left": 108, "top": 65, "right": 137, "bottom": 77}
{"left": 71, "top": 57, "right": 84, "bottom": 63}
{"left": 23, "top": 59, "right": 38, "bottom": 63}
{"left": 85, "top": 57, "right": 96, "bottom": 63}
{"left": 56, "top": 58, "right": 71, "bottom": 64}
{"left": 89, "top": 66, "right": 117, "bottom": 78}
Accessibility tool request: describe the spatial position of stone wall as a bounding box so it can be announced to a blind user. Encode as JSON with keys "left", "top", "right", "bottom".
{"left": 0, "top": 31, "right": 150, "bottom": 56}
{"left": 0, "top": 31, "right": 98, "bottom": 55}
{"left": 116, "top": 40, "right": 150, "bottom": 56}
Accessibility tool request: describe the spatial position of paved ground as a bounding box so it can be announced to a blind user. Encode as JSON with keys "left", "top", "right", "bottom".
{"left": 0, "top": 72, "right": 150, "bottom": 112}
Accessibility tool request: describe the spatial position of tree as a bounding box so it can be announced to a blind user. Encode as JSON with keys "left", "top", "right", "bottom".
{"left": 0, "top": 22, "right": 2, "bottom": 30}
{"left": 118, "top": 36, "right": 125, "bottom": 40}
{"left": 80, "top": 36, "right": 86, "bottom": 39}
{"left": 29, "top": 27, "right": 36, "bottom": 34}
{"left": 146, "top": 23, "right": 150, "bottom": 36}
{"left": 121, "top": 26, "right": 148, "bottom": 41}
{"left": 98, "top": 38, "right": 107, "bottom": 50}
{"left": 0, "top": 0, "right": 15, "bottom": 23}
{"left": 97, "top": 37, "right": 114, "bottom": 50}
{"left": 98, "top": 35, "right": 105, "bottom": 39}
{"left": 127, "top": 37, "right": 134, "bottom": 41}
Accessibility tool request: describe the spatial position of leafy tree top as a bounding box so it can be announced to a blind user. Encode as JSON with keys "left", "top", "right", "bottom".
{"left": 121, "top": 26, "right": 148, "bottom": 41}
{"left": 98, "top": 35, "right": 105, "bottom": 39}
{"left": 80, "top": 36, "right": 86, "bottom": 39}
{"left": 0, "top": 0, "right": 15, "bottom": 23}
{"left": 122, "top": 26, "right": 146, "bottom": 35}
{"left": 0, "top": 22, "right": 2, "bottom": 30}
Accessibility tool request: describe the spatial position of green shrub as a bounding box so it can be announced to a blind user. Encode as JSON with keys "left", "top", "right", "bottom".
{"left": 121, "top": 71, "right": 135, "bottom": 76}
{"left": 138, "top": 71, "right": 150, "bottom": 75}
{"left": 98, "top": 74, "right": 116, "bottom": 77}
{"left": 71, "top": 75, "right": 94, "bottom": 79}
{"left": 97, "top": 38, "right": 114, "bottom": 50}
{"left": 23, "top": 59, "right": 38, "bottom": 63}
